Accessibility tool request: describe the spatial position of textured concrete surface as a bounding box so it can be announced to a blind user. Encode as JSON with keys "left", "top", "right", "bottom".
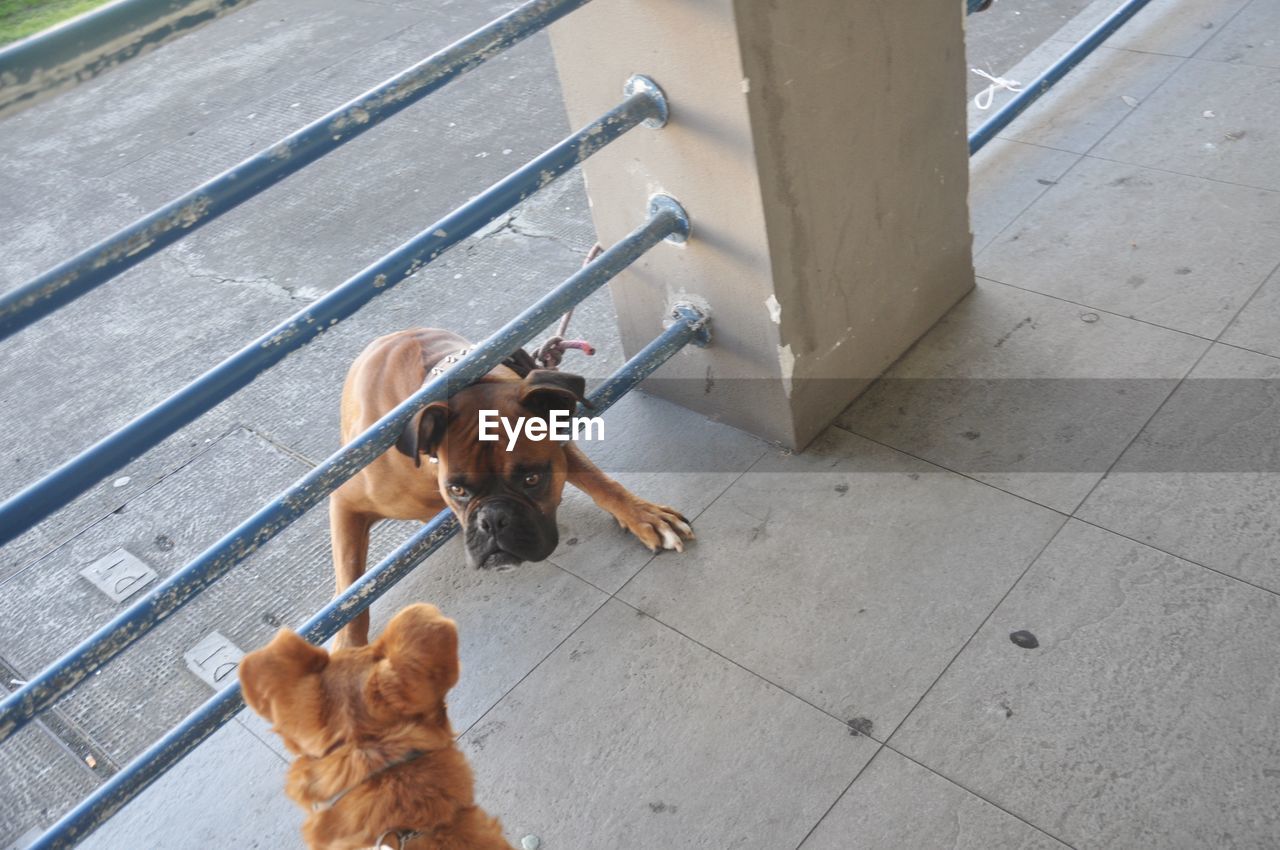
{"left": 1222, "top": 266, "right": 1280, "bottom": 357}
{"left": 461, "top": 600, "right": 877, "bottom": 849}
{"left": 78, "top": 721, "right": 300, "bottom": 850}
{"left": 968, "top": 138, "right": 1080, "bottom": 254}
{"left": 618, "top": 428, "right": 1065, "bottom": 732}
{"left": 1093, "top": 57, "right": 1280, "bottom": 191}
{"left": 977, "top": 155, "right": 1280, "bottom": 337}
{"left": 3, "top": 0, "right": 1280, "bottom": 848}
{"left": 967, "top": 39, "right": 1183, "bottom": 153}
{"left": 799, "top": 748, "right": 1069, "bottom": 850}
{"left": 836, "top": 280, "right": 1207, "bottom": 513}
{"left": 892, "top": 521, "right": 1280, "bottom": 850}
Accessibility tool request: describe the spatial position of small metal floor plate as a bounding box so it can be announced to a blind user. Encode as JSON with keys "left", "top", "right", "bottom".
{"left": 183, "top": 631, "right": 244, "bottom": 691}
{"left": 78, "top": 549, "right": 157, "bottom": 604}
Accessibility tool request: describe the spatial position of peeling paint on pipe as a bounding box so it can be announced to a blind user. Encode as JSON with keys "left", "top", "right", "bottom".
{"left": 0, "top": 0, "right": 593, "bottom": 341}
{"left": 0, "top": 83, "right": 665, "bottom": 554}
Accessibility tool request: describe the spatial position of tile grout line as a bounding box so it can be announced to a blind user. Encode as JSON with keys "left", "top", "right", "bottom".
{"left": 458, "top": 448, "right": 772, "bottom": 741}
{"left": 1186, "top": 0, "right": 1260, "bottom": 62}
{"left": 973, "top": 140, "right": 1094, "bottom": 257}
{"left": 877, "top": 511, "right": 1071, "bottom": 747}
{"left": 805, "top": 16, "right": 1274, "bottom": 838}
{"left": 788, "top": 743, "right": 886, "bottom": 850}
{"left": 231, "top": 716, "right": 292, "bottom": 766}
{"left": 1077, "top": 151, "right": 1280, "bottom": 195}
{"left": 454, "top": 593, "right": 613, "bottom": 742}
{"left": 238, "top": 423, "right": 321, "bottom": 468}
{"left": 1213, "top": 254, "right": 1280, "bottom": 346}
{"left": 611, "top": 449, "right": 770, "bottom": 601}
{"left": 1069, "top": 514, "right": 1280, "bottom": 599}
{"left": 970, "top": 148, "right": 1084, "bottom": 256}
{"left": 1078, "top": 0, "right": 1260, "bottom": 160}
{"left": 882, "top": 744, "right": 1080, "bottom": 849}
{"left": 975, "top": 143, "right": 1280, "bottom": 246}
{"left": 829, "top": 423, "right": 1074, "bottom": 517}
{"left": 874, "top": 343, "right": 1204, "bottom": 524}
{"left": 977, "top": 4, "right": 1271, "bottom": 275}
{"left": 1066, "top": 253, "right": 1280, "bottom": 516}
{"left": 974, "top": 273, "right": 1280, "bottom": 352}
{"left": 605, "top": 595, "right": 885, "bottom": 742}
{"left": 972, "top": 41, "right": 1190, "bottom": 261}
{"left": 834, "top": 422, "right": 1280, "bottom": 602}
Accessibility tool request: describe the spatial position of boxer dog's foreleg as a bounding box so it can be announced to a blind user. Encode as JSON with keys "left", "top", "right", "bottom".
{"left": 330, "top": 497, "right": 375, "bottom": 648}
{"left": 564, "top": 443, "right": 694, "bottom": 552}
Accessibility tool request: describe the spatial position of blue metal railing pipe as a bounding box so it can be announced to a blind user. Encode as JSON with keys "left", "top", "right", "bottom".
{"left": 0, "top": 78, "right": 667, "bottom": 551}
{"left": 969, "top": 0, "right": 1155, "bottom": 153}
{"left": 0, "top": 196, "right": 690, "bottom": 747}
{"left": 0, "top": 0, "right": 592, "bottom": 341}
{"left": 29, "top": 303, "right": 710, "bottom": 849}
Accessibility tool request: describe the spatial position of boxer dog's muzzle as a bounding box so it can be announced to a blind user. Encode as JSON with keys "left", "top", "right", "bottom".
{"left": 462, "top": 495, "right": 557, "bottom": 570}
{"left": 395, "top": 369, "right": 583, "bottom": 570}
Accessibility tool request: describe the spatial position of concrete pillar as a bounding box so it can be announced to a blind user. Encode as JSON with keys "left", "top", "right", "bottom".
{"left": 550, "top": 0, "right": 974, "bottom": 448}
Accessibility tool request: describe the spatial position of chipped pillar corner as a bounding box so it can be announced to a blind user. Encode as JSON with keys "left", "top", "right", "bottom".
{"left": 549, "top": 0, "right": 975, "bottom": 449}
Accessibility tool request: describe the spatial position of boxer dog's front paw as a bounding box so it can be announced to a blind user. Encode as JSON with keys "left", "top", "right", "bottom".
{"left": 612, "top": 498, "right": 694, "bottom": 553}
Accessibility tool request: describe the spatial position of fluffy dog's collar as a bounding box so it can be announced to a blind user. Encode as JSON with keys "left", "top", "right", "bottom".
{"left": 310, "top": 747, "right": 427, "bottom": 814}
{"left": 366, "top": 826, "right": 430, "bottom": 849}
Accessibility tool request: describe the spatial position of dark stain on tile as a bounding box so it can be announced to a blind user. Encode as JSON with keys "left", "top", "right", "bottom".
{"left": 846, "top": 717, "right": 874, "bottom": 737}
{"left": 1010, "top": 630, "right": 1040, "bottom": 649}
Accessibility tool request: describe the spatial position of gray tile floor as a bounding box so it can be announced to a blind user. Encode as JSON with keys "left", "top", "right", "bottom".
{"left": 3, "top": 0, "right": 1279, "bottom": 848}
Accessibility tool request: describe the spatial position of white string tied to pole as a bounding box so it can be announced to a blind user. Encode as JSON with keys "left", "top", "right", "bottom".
{"left": 971, "top": 68, "right": 1024, "bottom": 110}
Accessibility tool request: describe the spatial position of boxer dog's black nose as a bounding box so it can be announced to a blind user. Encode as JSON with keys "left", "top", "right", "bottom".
{"left": 476, "top": 505, "right": 508, "bottom": 535}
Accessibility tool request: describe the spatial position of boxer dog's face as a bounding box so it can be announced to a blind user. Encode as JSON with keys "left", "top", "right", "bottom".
{"left": 395, "top": 370, "right": 584, "bottom": 570}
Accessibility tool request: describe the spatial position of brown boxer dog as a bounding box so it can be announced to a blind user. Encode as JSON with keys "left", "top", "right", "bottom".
{"left": 330, "top": 328, "right": 693, "bottom": 647}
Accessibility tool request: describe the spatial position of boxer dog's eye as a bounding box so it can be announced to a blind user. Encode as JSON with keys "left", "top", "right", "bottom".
{"left": 522, "top": 473, "right": 541, "bottom": 488}
{"left": 448, "top": 484, "right": 468, "bottom": 499}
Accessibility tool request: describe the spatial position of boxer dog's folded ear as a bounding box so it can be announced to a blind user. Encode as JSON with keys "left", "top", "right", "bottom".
{"left": 395, "top": 401, "right": 450, "bottom": 467}
{"left": 518, "top": 369, "right": 589, "bottom": 415}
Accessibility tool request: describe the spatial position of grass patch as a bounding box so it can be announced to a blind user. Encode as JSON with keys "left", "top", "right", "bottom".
{"left": 0, "top": 0, "right": 114, "bottom": 45}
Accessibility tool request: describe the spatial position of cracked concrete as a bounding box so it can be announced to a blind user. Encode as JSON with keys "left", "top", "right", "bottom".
{"left": 166, "top": 248, "right": 305, "bottom": 303}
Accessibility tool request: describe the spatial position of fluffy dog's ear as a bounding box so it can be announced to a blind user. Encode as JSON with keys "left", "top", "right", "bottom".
{"left": 394, "top": 401, "right": 450, "bottom": 468}
{"left": 365, "top": 604, "right": 460, "bottom": 715}
{"left": 238, "top": 629, "right": 329, "bottom": 733}
{"left": 519, "top": 370, "right": 587, "bottom": 417}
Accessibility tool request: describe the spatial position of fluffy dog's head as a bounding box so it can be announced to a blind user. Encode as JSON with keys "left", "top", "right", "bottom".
{"left": 239, "top": 603, "right": 460, "bottom": 758}
{"left": 239, "top": 605, "right": 513, "bottom": 850}
{"left": 395, "top": 369, "right": 588, "bottom": 570}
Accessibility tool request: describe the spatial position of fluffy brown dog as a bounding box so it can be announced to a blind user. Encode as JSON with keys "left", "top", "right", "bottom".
{"left": 239, "top": 604, "right": 513, "bottom": 850}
